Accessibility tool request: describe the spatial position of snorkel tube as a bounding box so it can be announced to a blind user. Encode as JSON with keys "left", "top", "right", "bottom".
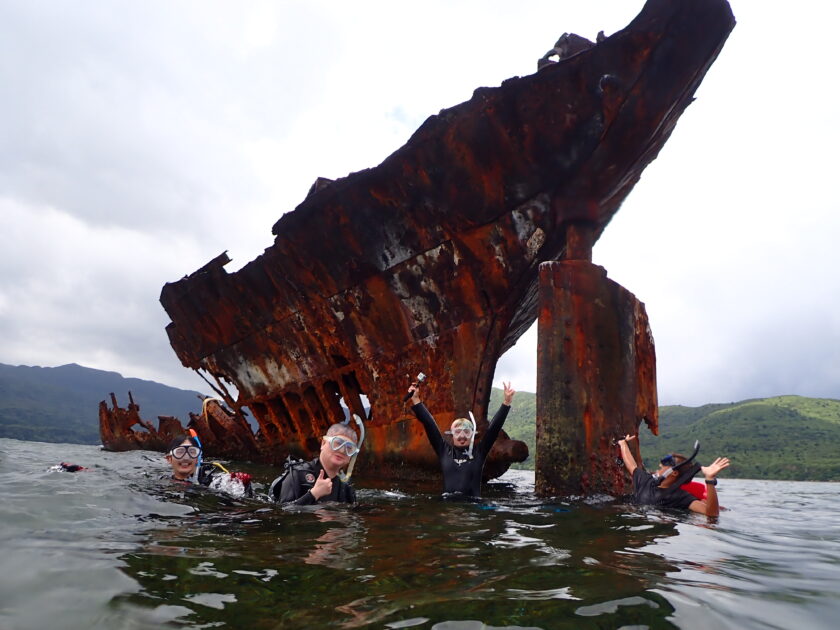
{"left": 338, "top": 413, "right": 365, "bottom": 482}
{"left": 654, "top": 440, "right": 700, "bottom": 482}
{"left": 189, "top": 396, "right": 223, "bottom": 482}
{"left": 188, "top": 427, "right": 203, "bottom": 483}
{"left": 466, "top": 411, "right": 478, "bottom": 460}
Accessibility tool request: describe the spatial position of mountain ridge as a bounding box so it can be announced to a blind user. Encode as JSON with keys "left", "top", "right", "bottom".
{"left": 0, "top": 362, "right": 207, "bottom": 444}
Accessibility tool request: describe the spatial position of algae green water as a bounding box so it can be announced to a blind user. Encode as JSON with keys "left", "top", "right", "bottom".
{"left": 1, "top": 438, "right": 839, "bottom": 629}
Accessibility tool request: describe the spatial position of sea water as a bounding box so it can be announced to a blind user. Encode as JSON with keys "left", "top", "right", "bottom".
{"left": 1, "top": 437, "right": 838, "bottom": 629}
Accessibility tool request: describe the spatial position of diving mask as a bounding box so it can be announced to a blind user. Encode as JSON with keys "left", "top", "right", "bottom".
{"left": 324, "top": 435, "right": 359, "bottom": 457}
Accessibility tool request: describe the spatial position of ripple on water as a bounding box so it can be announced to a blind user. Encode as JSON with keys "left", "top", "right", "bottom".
{"left": 2, "top": 440, "right": 840, "bottom": 629}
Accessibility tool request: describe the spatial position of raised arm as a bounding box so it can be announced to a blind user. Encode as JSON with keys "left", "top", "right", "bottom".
{"left": 479, "top": 382, "right": 515, "bottom": 452}
{"left": 408, "top": 384, "right": 445, "bottom": 457}
{"left": 617, "top": 434, "right": 638, "bottom": 475}
{"left": 688, "top": 457, "right": 730, "bottom": 517}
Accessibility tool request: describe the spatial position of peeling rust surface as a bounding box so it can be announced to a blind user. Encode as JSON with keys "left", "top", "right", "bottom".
{"left": 99, "top": 392, "right": 179, "bottom": 453}
{"left": 144, "top": 0, "right": 734, "bottom": 480}
{"left": 534, "top": 261, "right": 658, "bottom": 498}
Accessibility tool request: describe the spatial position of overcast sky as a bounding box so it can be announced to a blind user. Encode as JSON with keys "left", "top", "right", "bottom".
{"left": 1, "top": 0, "right": 837, "bottom": 407}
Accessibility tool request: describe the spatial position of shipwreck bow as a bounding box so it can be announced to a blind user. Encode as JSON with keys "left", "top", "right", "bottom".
{"left": 153, "top": 0, "right": 734, "bottom": 479}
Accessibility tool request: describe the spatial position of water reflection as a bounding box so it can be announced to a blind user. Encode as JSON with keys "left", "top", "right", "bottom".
{"left": 4, "top": 440, "right": 839, "bottom": 629}
{"left": 302, "top": 507, "right": 367, "bottom": 570}
{"left": 112, "top": 475, "right": 687, "bottom": 629}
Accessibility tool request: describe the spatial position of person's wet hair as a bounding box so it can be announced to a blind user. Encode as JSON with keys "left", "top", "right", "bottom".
{"left": 451, "top": 418, "right": 472, "bottom": 432}
{"left": 325, "top": 423, "right": 358, "bottom": 443}
{"left": 167, "top": 434, "right": 199, "bottom": 452}
{"left": 660, "top": 452, "right": 687, "bottom": 468}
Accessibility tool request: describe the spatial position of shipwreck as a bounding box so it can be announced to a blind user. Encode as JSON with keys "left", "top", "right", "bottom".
{"left": 101, "top": 0, "right": 735, "bottom": 495}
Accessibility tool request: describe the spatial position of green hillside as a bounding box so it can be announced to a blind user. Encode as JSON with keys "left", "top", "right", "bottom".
{"left": 641, "top": 396, "right": 840, "bottom": 481}
{"left": 495, "top": 390, "right": 840, "bottom": 481}
{"left": 489, "top": 387, "right": 536, "bottom": 470}
{"left": 0, "top": 363, "right": 207, "bottom": 444}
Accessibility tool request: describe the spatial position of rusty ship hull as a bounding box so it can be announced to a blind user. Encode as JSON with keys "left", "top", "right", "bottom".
{"left": 153, "top": 0, "right": 734, "bottom": 479}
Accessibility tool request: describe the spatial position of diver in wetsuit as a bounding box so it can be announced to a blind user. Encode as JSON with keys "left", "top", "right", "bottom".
{"left": 164, "top": 434, "right": 253, "bottom": 496}
{"left": 268, "top": 423, "right": 358, "bottom": 506}
{"left": 618, "top": 434, "right": 729, "bottom": 516}
{"left": 408, "top": 381, "right": 516, "bottom": 498}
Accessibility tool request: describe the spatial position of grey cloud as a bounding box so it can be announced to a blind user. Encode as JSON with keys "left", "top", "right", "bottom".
{"left": 2, "top": 0, "right": 839, "bottom": 408}
{"left": 0, "top": 1, "right": 340, "bottom": 233}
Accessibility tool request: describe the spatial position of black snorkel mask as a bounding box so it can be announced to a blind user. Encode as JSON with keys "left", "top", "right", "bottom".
{"left": 653, "top": 440, "right": 700, "bottom": 483}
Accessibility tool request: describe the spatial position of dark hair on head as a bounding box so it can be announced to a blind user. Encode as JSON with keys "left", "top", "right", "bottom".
{"left": 325, "top": 423, "right": 358, "bottom": 443}
{"left": 167, "top": 434, "right": 199, "bottom": 452}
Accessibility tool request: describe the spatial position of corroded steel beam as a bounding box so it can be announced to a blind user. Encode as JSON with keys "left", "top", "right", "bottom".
{"left": 157, "top": 0, "right": 734, "bottom": 479}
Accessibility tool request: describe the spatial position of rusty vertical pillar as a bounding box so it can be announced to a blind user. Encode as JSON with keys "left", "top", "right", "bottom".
{"left": 535, "top": 223, "right": 658, "bottom": 497}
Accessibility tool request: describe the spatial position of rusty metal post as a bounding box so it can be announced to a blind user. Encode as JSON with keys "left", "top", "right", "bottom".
{"left": 535, "top": 238, "right": 658, "bottom": 497}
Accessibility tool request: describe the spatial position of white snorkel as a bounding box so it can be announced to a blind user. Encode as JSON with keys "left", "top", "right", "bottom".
{"left": 338, "top": 412, "right": 365, "bottom": 482}
{"left": 466, "top": 411, "right": 478, "bottom": 460}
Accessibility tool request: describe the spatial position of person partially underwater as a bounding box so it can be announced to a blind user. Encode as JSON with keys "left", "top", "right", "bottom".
{"left": 618, "top": 434, "right": 729, "bottom": 516}
{"left": 164, "top": 433, "right": 253, "bottom": 498}
{"left": 267, "top": 421, "right": 362, "bottom": 506}
{"left": 407, "top": 379, "right": 516, "bottom": 498}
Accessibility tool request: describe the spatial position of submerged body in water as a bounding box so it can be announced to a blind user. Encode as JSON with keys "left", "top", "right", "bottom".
{"left": 408, "top": 381, "right": 516, "bottom": 498}
{"left": 3, "top": 438, "right": 840, "bottom": 630}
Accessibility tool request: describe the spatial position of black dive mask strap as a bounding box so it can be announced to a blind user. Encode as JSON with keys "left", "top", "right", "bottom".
{"left": 671, "top": 440, "right": 700, "bottom": 472}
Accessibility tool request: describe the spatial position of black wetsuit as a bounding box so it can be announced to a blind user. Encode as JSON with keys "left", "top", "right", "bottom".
{"left": 269, "top": 458, "right": 356, "bottom": 506}
{"left": 632, "top": 467, "right": 697, "bottom": 510}
{"left": 411, "top": 402, "right": 510, "bottom": 498}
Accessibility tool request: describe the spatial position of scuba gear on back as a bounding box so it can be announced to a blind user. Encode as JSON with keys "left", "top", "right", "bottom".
{"left": 269, "top": 455, "right": 305, "bottom": 501}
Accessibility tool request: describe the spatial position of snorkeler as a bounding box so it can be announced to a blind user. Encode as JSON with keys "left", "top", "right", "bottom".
{"left": 47, "top": 462, "right": 89, "bottom": 472}
{"left": 408, "top": 380, "right": 516, "bottom": 498}
{"left": 617, "top": 434, "right": 729, "bottom": 516}
{"left": 164, "top": 434, "right": 253, "bottom": 497}
{"left": 268, "top": 423, "right": 359, "bottom": 506}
